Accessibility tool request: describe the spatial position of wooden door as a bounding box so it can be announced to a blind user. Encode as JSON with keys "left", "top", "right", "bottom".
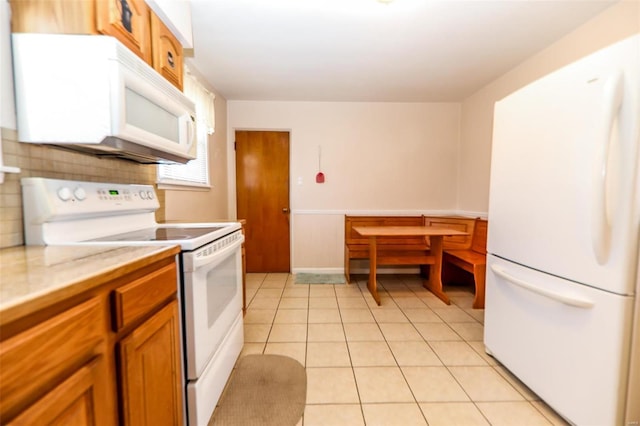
{"left": 235, "top": 131, "right": 290, "bottom": 272}
{"left": 118, "top": 301, "right": 183, "bottom": 426}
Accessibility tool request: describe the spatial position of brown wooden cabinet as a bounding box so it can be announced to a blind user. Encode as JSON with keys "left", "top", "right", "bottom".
{"left": 150, "top": 12, "right": 183, "bottom": 90}
{"left": 113, "top": 261, "right": 184, "bottom": 426}
{"left": 9, "top": 0, "right": 183, "bottom": 90}
{"left": 119, "top": 301, "right": 183, "bottom": 426}
{"left": 8, "top": 358, "right": 108, "bottom": 426}
{"left": 95, "top": 0, "right": 151, "bottom": 63}
{"left": 0, "top": 249, "right": 184, "bottom": 425}
{"left": 0, "top": 298, "right": 113, "bottom": 425}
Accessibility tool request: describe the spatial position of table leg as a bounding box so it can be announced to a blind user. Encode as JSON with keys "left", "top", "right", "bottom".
{"left": 368, "top": 236, "right": 381, "bottom": 305}
{"left": 423, "top": 235, "right": 451, "bottom": 305}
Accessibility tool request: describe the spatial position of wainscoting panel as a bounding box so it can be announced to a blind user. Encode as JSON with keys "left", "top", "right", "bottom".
{"left": 290, "top": 209, "right": 484, "bottom": 275}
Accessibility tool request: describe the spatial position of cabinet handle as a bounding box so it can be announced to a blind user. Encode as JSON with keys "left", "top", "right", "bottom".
{"left": 120, "top": 0, "right": 133, "bottom": 33}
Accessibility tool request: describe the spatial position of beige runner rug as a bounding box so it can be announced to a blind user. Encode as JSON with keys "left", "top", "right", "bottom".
{"left": 209, "top": 354, "right": 306, "bottom": 426}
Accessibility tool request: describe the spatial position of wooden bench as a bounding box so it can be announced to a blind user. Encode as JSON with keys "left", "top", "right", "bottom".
{"left": 344, "top": 215, "right": 431, "bottom": 283}
{"left": 423, "top": 216, "right": 476, "bottom": 250}
{"left": 442, "top": 218, "right": 488, "bottom": 309}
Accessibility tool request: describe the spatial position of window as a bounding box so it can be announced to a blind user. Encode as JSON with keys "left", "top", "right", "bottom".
{"left": 157, "top": 68, "right": 215, "bottom": 188}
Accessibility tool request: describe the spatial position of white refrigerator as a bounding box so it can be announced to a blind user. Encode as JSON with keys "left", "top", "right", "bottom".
{"left": 485, "top": 34, "right": 639, "bottom": 426}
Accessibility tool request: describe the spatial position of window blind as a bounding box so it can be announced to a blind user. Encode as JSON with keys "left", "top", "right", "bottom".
{"left": 158, "top": 68, "right": 215, "bottom": 188}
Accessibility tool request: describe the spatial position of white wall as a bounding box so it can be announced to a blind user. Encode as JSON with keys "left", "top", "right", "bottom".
{"left": 457, "top": 1, "right": 640, "bottom": 214}
{"left": 228, "top": 1, "right": 640, "bottom": 273}
{"left": 228, "top": 101, "right": 461, "bottom": 272}
{"left": 1, "top": 0, "right": 15, "bottom": 129}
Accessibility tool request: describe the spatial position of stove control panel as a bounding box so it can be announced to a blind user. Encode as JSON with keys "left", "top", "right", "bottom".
{"left": 22, "top": 177, "right": 160, "bottom": 221}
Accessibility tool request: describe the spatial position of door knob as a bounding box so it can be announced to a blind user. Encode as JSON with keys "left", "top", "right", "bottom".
{"left": 282, "top": 208, "right": 289, "bottom": 213}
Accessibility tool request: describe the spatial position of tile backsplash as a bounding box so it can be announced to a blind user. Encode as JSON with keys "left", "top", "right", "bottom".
{"left": 0, "top": 128, "right": 165, "bottom": 248}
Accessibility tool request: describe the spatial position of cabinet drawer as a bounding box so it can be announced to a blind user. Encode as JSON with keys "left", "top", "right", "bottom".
{"left": 113, "top": 263, "right": 177, "bottom": 331}
{"left": 0, "top": 298, "right": 104, "bottom": 422}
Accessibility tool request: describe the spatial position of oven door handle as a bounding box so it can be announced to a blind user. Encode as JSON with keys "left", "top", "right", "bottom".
{"left": 191, "top": 236, "right": 244, "bottom": 271}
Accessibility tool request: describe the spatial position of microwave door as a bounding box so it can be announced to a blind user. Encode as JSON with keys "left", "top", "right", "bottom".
{"left": 114, "top": 64, "right": 196, "bottom": 160}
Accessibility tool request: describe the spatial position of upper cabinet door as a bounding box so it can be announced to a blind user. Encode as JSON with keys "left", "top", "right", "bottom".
{"left": 150, "top": 11, "right": 183, "bottom": 91}
{"left": 95, "top": 0, "right": 151, "bottom": 63}
{"left": 145, "top": 0, "right": 193, "bottom": 48}
{"left": 9, "top": 0, "right": 97, "bottom": 33}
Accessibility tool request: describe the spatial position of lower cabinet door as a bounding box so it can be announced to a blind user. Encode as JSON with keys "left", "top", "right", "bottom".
{"left": 119, "top": 301, "right": 184, "bottom": 426}
{"left": 8, "top": 358, "right": 107, "bottom": 426}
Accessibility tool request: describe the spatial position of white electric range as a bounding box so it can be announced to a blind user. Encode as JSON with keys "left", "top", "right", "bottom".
{"left": 21, "top": 177, "right": 244, "bottom": 426}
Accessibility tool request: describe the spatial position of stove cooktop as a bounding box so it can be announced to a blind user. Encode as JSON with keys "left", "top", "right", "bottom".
{"left": 88, "top": 227, "right": 227, "bottom": 242}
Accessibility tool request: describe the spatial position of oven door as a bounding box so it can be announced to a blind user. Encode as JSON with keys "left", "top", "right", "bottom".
{"left": 182, "top": 234, "right": 244, "bottom": 379}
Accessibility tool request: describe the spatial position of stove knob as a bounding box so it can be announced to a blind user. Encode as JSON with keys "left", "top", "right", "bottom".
{"left": 74, "top": 187, "right": 87, "bottom": 201}
{"left": 146, "top": 190, "right": 154, "bottom": 200}
{"left": 139, "top": 190, "right": 147, "bottom": 200}
{"left": 57, "top": 187, "right": 72, "bottom": 201}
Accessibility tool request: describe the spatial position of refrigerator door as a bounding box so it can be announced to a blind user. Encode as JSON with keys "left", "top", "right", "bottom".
{"left": 488, "top": 35, "right": 639, "bottom": 295}
{"left": 484, "top": 254, "right": 635, "bottom": 426}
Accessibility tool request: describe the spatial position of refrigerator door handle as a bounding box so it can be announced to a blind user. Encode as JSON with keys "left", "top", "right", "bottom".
{"left": 490, "top": 265, "right": 595, "bottom": 308}
{"left": 591, "top": 70, "right": 624, "bottom": 265}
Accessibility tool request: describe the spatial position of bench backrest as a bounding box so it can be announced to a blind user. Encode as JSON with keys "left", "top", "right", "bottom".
{"left": 423, "top": 216, "right": 476, "bottom": 250}
{"left": 345, "top": 215, "right": 425, "bottom": 246}
{"left": 471, "top": 219, "right": 488, "bottom": 254}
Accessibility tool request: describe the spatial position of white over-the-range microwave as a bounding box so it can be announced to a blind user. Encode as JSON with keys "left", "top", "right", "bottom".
{"left": 12, "top": 33, "right": 196, "bottom": 164}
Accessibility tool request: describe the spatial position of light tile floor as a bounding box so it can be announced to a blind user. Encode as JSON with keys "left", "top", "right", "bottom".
{"left": 239, "top": 273, "right": 569, "bottom": 426}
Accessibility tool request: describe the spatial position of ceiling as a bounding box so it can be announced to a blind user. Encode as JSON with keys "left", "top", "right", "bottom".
{"left": 188, "top": 0, "right": 617, "bottom": 102}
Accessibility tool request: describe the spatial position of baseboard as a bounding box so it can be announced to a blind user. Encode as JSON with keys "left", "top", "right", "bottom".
{"left": 291, "top": 267, "right": 422, "bottom": 275}
{"left": 351, "top": 267, "right": 421, "bottom": 275}
{"left": 291, "top": 267, "right": 345, "bottom": 275}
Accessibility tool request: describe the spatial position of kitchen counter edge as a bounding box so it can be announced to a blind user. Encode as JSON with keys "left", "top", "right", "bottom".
{"left": 0, "top": 244, "right": 181, "bottom": 327}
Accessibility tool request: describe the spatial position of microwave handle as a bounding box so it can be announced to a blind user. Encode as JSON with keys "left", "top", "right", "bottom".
{"left": 187, "top": 116, "right": 196, "bottom": 150}
{"left": 187, "top": 115, "right": 196, "bottom": 155}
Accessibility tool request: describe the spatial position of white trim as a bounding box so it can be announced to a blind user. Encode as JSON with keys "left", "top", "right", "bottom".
{"left": 291, "top": 267, "right": 345, "bottom": 274}
{"left": 291, "top": 209, "right": 455, "bottom": 216}
{"left": 157, "top": 180, "right": 211, "bottom": 190}
{"left": 290, "top": 267, "right": 423, "bottom": 275}
{"left": 458, "top": 211, "right": 489, "bottom": 219}
{"left": 291, "top": 209, "right": 487, "bottom": 218}
{"left": 350, "top": 267, "right": 422, "bottom": 274}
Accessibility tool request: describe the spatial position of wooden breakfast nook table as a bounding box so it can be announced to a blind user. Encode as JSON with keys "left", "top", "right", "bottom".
{"left": 353, "top": 226, "right": 468, "bottom": 305}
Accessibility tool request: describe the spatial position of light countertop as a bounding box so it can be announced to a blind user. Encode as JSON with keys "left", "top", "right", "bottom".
{"left": 0, "top": 244, "right": 180, "bottom": 326}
